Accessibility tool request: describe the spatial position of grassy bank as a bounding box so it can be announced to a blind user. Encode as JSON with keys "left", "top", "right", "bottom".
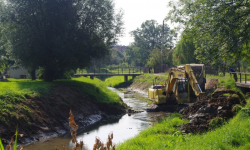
{"left": 117, "top": 99, "right": 250, "bottom": 149}
{"left": 116, "top": 75, "right": 249, "bottom": 149}
{"left": 0, "top": 77, "right": 122, "bottom": 126}
{"left": 104, "top": 74, "right": 168, "bottom": 91}
{"left": 104, "top": 76, "right": 133, "bottom": 88}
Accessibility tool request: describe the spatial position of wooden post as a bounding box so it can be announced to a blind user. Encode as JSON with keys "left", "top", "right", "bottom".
{"left": 240, "top": 73, "right": 241, "bottom": 83}
{"left": 245, "top": 74, "right": 247, "bottom": 84}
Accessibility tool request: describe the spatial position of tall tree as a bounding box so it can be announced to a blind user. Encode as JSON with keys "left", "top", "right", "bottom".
{"left": 126, "top": 20, "right": 176, "bottom": 67}
{"left": 168, "top": 0, "right": 250, "bottom": 68}
{"left": 146, "top": 47, "right": 173, "bottom": 68}
{"left": 172, "top": 32, "right": 198, "bottom": 65}
{"left": 0, "top": 0, "right": 123, "bottom": 81}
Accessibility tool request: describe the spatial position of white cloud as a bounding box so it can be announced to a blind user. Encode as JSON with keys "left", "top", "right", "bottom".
{"left": 114, "top": 0, "right": 174, "bottom": 46}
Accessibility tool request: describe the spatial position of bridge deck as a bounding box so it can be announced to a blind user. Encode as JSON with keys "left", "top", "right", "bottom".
{"left": 236, "top": 81, "right": 250, "bottom": 88}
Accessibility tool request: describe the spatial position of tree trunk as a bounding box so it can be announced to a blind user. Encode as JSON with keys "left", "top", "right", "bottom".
{"left": 31, "top": 68, "right": 36, "bottom": 80}
{"left": 43, "top": 66, "right": 54, "bottom": 82}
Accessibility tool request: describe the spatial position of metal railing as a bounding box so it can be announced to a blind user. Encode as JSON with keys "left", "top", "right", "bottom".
{"left": 76, "top": 67, "right": 144, "bottom": 75}
{"left": 230, "top": 72, "right": 250, "bottom": 84}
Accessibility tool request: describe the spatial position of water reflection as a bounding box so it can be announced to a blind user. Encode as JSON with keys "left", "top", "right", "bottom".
{"left": 26, "top": 87, "right": 168, "bottom": 150}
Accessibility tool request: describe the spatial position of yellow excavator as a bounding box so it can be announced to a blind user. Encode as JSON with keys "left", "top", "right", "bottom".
{"left": 148, "top": 64, "right": 206, "bottom": 105}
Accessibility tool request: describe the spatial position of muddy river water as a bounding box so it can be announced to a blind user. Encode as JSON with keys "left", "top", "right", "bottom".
{"left": 26, "top": 87, "right": 168, "bottom": 150}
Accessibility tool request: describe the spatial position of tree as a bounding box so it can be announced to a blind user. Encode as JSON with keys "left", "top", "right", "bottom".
{"left": 0, "top": 0, "right": 123, "bottom": 81}
{"left": 126, "top": 20, "right": 176, "bottom": 67}
{"left": 146, "top": 47, "right": 173, "bottom": 68}
{"left": 172, "top": 32, "right": 198, "bottom": 65}
{"left": 168, "top": 0, "right": 250, "bottom": 70}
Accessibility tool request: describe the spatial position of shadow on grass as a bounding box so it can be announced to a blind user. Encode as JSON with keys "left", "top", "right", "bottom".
{"left": 113, "top": 80, "right": 133, "bottom": 88}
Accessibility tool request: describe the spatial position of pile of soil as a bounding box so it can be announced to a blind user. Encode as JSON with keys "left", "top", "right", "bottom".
{"left": 0, "top": 84, "right": 126, "bottom": 144}
{"left": 205, "top": 78, "right": 218, "bottom": 90}
{"left": 180, "top": 90, "right": 246, "bottom": 133}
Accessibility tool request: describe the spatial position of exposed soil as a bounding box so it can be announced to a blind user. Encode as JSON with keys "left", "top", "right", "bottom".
{"left": 180, "top": 90, "right": 246, "bottom": 133}
{"left": 0, "top": 84, "right": 126, "bottom": 145}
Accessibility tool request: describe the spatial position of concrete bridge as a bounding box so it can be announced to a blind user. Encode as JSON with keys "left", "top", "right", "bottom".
{"left": 74, "top": 67, "right": 143, "bottom": 81}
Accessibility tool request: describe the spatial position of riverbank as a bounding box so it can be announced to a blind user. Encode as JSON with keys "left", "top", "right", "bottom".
{"left": 105, "top": 74, "right": 168, "bottom": 92}
{"left": 104, "top": 74, "right": 250, "bottom": 149}
{"left": 0, "top": 77, "right": 127, "bottom": 145}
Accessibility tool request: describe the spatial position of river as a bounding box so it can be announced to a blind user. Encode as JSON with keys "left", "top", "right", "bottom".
{"left": 26, "top": 87, "right": 168, "bottom": 150}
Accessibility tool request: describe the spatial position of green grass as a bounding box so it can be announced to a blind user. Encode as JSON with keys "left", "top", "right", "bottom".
{"left": 104, "top": 76, "right": 133, "bottom": 88}
{"left": 0, "top": 79, "right": 53, "bottom": 124}
{"left": 0, "top": 77, "right": 123, "bottom": 126}
{"left": 206, "top": 73, "right": 231, "bottom": 80}
{"left": 218, "top": 77, "right": 240, "bottom": 91}
{"left": 133, "top": 74, "right": 168, "bottom": 84}
{"left": 57, "top": 77, "right": 122, "bottom": 104}
{"left": 117, "top": 99, "right": 250, "bottom": 150}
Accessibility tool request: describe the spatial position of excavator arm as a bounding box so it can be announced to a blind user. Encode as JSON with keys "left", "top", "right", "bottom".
{"left": 184, "top": 64, "right": 205, "bottom": 99}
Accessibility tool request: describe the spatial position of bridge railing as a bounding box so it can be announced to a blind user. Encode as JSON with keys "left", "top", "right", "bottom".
{"left": 76, "top": 67, "right": 144, "bottom": 75}
{"left": 230, "top": 72, "right": 250, "bottom": 84}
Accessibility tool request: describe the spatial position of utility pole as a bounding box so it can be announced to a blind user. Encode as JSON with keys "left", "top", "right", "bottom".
{"left": 161, "top": 21, "right": 164, "bottom": 73}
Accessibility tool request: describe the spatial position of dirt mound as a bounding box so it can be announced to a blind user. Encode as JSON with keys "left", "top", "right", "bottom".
{"left": 205, "top": 78, "right": 218, "bottom": 90}
{"left": 180, "top": 90, "right": 246, "bottom": 133}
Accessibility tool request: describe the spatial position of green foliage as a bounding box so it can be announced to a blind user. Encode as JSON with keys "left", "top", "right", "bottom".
{"left": 126, "top": 20, "right": 175, "bottom": 67}
{"left": 232, "top": 104, "right": 243, "bottom": 113}
{"left": 14, "top": 129, "right": 17, "bottom": 150}
{"left": 168, "top": 0, "right": 250, "bottom": 71}
{"left": 218, "top": 72, "right": 224, "bottom": 77}
{"left": 108, "top": 48, "right": 125, "bottom": 65}
{"left": 1, "top": 0, "right": 123, "bottom": 81}
{"left": 172, "top": 32, "right": 198, "bottom": 65}
{"left": 209, "top": 117, "right": 224, "bottom": 130}
{"left": 218, "top": 78, "right": 239, "bottom": 91}
{"left": 0, "top": 137, "right": 4, "bottom": 150}
{"left": 241, "top": 108, "right": 250, "bottom": 116}
{"left": 146, "top": 48, "right": 173, "bottom": 68}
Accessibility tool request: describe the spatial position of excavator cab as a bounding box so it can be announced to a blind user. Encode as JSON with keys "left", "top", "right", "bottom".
{"left": 175, "top": 78, "right": 189, "bottom": 102}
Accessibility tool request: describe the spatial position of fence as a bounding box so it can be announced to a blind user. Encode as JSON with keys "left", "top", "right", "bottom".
{"left": 230, "top": 72, "right": 250, "bottom": 83}
{"left": 76, "top": 67, "right": 144, "bottom": 75}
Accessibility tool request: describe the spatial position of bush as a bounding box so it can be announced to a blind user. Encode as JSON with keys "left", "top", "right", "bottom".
{"left": 232, "top": 104, "right": 242, "bottom": 113}
{"left": 209, "top": 117, "right": 224, "bottom": 129}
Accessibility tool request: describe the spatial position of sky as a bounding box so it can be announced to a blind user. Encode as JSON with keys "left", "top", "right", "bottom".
{"left": 114, "top": 0, "right": 174, "bottom": 46}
